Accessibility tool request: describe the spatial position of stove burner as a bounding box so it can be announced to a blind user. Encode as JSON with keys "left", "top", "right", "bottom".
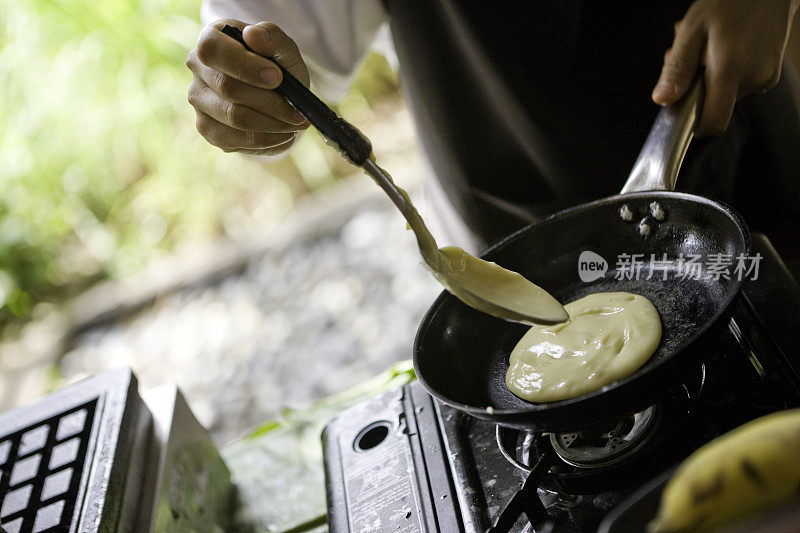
{"left": 550, "top": 405, "right": 659, "bottom": 468}
{"left": 494, "top": 363, "right": 704, "bottom": 496}
{"left": 496, "top": 425, "right": 537, "bottom": 472}
{"left": 496, "top": 405, "right": 661, "bottom": 474}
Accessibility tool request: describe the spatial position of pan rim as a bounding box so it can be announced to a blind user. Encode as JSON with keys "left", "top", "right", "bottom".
{"left": 413, "top": 190, "right": 751, "bottom": 419}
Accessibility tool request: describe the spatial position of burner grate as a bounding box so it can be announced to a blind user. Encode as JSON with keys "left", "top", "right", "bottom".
{"left": 550, "top": 405, "right": 659, "bottom": 468}
{"left": 0, "top": 400, "right": 97, "bottom": 533}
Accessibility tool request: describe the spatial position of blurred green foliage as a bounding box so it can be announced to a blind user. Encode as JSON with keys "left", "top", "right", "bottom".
{"left": 0, "top": 0, "right": 400, "bottom": 331}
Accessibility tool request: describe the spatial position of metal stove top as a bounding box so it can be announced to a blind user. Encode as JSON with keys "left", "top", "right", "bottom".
{"left": 322, "top": 233, "right": 800, "bottom": 532}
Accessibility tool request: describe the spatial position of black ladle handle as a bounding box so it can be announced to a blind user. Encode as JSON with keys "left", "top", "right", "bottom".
{"left": 219, "top": 24, "right": 373, "bottom": 166}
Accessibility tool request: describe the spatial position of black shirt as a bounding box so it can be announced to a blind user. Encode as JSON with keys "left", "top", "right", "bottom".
{"left": 385, "top": 1, "right": 800, "bottom": 252}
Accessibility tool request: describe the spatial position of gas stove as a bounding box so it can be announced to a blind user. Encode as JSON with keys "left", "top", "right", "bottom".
{"left": 322, "top": 233, "right": 800, "bottom": 532}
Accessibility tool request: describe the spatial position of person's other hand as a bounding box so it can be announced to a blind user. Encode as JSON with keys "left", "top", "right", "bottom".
{"left": 186, "top": 20, "right": 310, "bottom": 154}
{"left": 652, "top": 0, "right": 799, "bottom": 136}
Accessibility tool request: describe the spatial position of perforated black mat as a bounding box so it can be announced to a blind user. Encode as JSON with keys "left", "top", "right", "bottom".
{"left": 0, "top": 400, "right": 97, "bottom": 533}
{"left": 0, "top": 369, "right": 151, "bottom": 533}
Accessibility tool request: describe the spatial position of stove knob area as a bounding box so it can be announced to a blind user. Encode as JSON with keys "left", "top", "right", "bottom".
{"left": 353, "top": 421, "right": 392, "bottom": 452}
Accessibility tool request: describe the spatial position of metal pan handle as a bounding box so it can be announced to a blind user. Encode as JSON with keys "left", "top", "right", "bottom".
{"left": 620, "top": 77, "right": 704, "bottom": 193}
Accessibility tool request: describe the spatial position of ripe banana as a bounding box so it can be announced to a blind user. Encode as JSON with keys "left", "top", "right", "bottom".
{"left": 649, "top": 408, "right": 800, "bottom": 532}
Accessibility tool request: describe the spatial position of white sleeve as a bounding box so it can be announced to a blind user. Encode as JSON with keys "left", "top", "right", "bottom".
{"left": 200, "top": 0, "right": 388, "bottom": 101}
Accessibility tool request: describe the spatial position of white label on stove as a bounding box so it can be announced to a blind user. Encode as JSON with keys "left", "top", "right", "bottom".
{"left": 343, "top": 439, "right": 423, "bottom": 532}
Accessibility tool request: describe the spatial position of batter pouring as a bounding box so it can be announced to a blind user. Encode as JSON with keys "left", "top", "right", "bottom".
{"left": 506, "top": 292, "right": 662, "bottom": 402}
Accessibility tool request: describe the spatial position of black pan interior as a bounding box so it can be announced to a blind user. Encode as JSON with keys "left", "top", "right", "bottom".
{"left": 413, "top": 191, "right": 749, "bottom": 425}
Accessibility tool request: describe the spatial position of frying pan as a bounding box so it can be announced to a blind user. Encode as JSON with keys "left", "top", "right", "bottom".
{"left": 413, "top": 80, "right": 751, "bottom": 432}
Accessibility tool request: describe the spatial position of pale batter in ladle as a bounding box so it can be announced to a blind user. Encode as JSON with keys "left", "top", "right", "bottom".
{"left": 362, "top": 158, "right": 568, "bottom": 325}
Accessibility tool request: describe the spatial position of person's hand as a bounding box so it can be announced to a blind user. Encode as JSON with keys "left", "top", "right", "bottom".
{"left": 652, "top": 0, "right": 799, "bottom": 136}
{"left": 186, "top": 20, "right": 310, "bottom": 154}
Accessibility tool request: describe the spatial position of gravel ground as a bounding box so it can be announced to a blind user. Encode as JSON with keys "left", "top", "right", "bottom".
{"left": 59, "top": 196, "right": 442, "bottom": 445}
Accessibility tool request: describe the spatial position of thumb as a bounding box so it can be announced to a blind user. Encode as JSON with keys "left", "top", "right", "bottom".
{"left": 242, "top": 22, "right": 310, "bottom": 87}
{"left": 653, "top": 22, "right": 703, "bottom": 105}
